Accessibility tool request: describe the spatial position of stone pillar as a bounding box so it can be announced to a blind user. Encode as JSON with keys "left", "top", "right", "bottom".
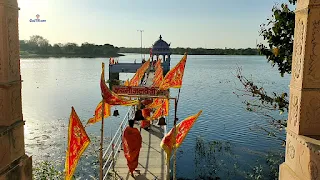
{"left": 279, "top": 1, "right": 320, "bottom": 179}
{"left": 0, "top": 0, "right": 32, "bottom": 179}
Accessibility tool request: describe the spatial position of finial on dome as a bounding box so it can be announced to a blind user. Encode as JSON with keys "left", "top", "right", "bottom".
{"left": 159, "top": 35, "right": 162, "bottom": 40}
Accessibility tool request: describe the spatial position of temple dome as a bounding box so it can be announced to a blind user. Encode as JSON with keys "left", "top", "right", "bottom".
{"left": 152, "top": 35, "right": 171, "bottom": 54}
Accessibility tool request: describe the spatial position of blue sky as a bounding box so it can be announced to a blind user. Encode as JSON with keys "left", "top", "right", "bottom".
{"left": 18, "top": 0, "right": 292, "bottom": 48}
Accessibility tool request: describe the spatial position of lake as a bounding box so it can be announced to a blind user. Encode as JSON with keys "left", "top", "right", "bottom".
{"left": 21, "top": 53, "right": 290, "bottom": 179}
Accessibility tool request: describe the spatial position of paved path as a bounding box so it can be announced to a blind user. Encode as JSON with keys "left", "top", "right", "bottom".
{"left": 112, "top": 71, "right": 167, "bottom": 180}
{"left": 113, "top": 125, "right": 167, "bottom": 180}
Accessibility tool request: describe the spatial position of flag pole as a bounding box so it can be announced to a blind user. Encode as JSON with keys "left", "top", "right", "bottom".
{"left": 99, "top": 99, "right": 105, "bottom": 180}
{"left": 173, "top": 97, "right": 178, "bottom": 180}
{"left": 173, "top": 89, "right": 181, "bottom": 180}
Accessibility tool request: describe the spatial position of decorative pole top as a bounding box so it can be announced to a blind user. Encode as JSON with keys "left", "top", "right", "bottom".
{"left": 159, "top": 35, "right": 162, "bottom": 40}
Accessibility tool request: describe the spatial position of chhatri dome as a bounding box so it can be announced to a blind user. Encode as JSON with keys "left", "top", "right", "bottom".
{"left": 151, "top": 35, "right": 171, "bottom": 62}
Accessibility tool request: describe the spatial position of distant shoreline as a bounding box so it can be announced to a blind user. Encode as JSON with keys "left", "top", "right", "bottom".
{"left": 119, "top": 52, "right": 262, "bottom": 56}
{"left": 20, "top": 53, "right": 125, "bottom": 59}
{"left": 20, "top": 52, "right": 262, "bottom": 59}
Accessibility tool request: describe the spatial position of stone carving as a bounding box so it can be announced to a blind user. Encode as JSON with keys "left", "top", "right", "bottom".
{"left": 8, "top": 13, "right": 19, "bottom": 80}
{"left": 309, "top": 161, "right": 319, "bottom": 180}
{"left": 293, "top": 19, "right": 305, "bottom": 80}
{"left": 11, "top": 126, "right": 24, "bottom": 155}
{"left": 299, "top": 149, "right": 320, "bottom": 180}
{"left": 306, "top": 97, "right": 320, "bottom": 128}
{"left": 308, "top": 20, "right": 320, "bottom": 83}
{"left": 11, "top": 88, "right": 20, "bottom": 119}
{"left": 287, "top": 140, "right": 295, "bottom": 159}
{"left": 290, "top": 95, "right": 299, "bottom": 127}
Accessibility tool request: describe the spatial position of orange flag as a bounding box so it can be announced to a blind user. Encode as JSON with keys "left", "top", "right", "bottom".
{"left": 150, "top": 99, "right": 169, "bottom": 120}
{"left": 129, "top": 59, "right": 150, "bottom": 86}
{"left": 159, "top": 53, "right": 187, "bottom": 90}
{"left": 160, "top": 110, "right": 202, "bottom": 163}
{"left": 152, "top": 67, "right": 164, "bottom": 87}
{"left": 124, "top": 79, "right": 129, "bottom": 86}
{"left": 155, "top": 59, "right": 161, "bottom": 69}
{"left": 100, "top": 63, "right": 138, "bottom": 105}
{"left": 86, "top": 101, "right": 111, "bottom": 126}
{"left": 146, "top": 98, "right": 162, "bottom": 109}
{"left": 65, "top": 107, "right": 91, "bottom": 180}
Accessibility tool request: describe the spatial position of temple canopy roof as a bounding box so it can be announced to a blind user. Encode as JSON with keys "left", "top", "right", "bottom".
{"left": 152, "top": 35, "right": 171, "bottom": 55}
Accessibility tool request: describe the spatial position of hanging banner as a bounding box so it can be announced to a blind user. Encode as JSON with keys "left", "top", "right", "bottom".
{"left": 112, "top": 86, "right": 169, "bottom": 97}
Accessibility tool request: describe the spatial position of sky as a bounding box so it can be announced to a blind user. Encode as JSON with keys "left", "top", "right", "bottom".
{"left": 18, "top": 0, "right": 293, "bottom": 48}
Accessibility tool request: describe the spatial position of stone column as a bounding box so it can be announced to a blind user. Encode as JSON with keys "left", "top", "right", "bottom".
{"left": 0, "top": 0, "right": 32, "bottom": 179}
{"left": 279, "top": 1, "right": 320, "bottom": 179}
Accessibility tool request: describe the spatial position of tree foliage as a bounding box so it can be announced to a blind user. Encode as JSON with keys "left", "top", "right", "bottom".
{"left": 258, "top": 0, "right": 296, "bottom": 76}
{"left": 119, "top": 47, "right": 259, "bottom": 55}
{"left": 20, "top": 35, "right": 120, "bottom": 57}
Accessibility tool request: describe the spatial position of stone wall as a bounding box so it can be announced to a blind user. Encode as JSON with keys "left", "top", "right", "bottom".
{"left": 0, "top": 0, "right": 32, "bottom": 179}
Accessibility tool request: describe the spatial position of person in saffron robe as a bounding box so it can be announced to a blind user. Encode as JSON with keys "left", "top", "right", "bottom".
{"left": 122, "top": 120, "right": 142, "bottom": 177}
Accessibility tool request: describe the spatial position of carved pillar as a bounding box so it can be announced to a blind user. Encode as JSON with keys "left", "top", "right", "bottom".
{"left": 0, "top": 0, "right": 32, "bottom": 179}
{"left": 280, "top": 1, "right": 320, "bottom": 179}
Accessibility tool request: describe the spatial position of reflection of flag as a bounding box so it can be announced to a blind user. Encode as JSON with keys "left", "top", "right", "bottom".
{"left": 100, "top": 63, "right": 138, "bottom": 105}
{"left": 150, "top": 99, "right": 169, "bottom": 120}
{"left": 65, "top": 107, "right": 90, "bottom": 180}
{"left": 129, "top": 59, "right": 150, "bottom": 86}
{"left": 86, "top": 101, "right": 111, "bottom": 126}
{"left": 159, "top": 53, "right": 187, "bottom": 90}
{"left": 160, "top": 110, "right": 202, "bottom": 163}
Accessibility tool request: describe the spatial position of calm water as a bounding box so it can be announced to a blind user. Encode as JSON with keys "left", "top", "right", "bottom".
{"left": 21, "top": 54, "right": 290, "bottom": 179}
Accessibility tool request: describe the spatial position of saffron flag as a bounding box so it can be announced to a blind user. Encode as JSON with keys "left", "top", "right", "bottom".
{"left": 129, "top": 59, "right": 150, "bottom": 86}
{"left": 100, "top": 63, "right": 138, "bottom": 106}
{"left": 124, "top": 79, "right": 129, "bottom": 86}
{"left": 155, "top": 59, "right": 161, "bottom": 69}
{"left": 65, "top": 107, "right": 91, "bottom": 180}
{"left": 153, "top": 66, "right": 164, "bottom": 87}
{"left": 154, "top": 64, "right": 163, "bottom": 78}
{"left": 86, "top": 101, "right": 111, "bottom": 126}
{"left": 150, "top": 99, "right": 169, "bottom": 120}
{"left": 146, "top": 98, "right": 162, "bottom": 109}
{"left": 159, "top": 53, "right": 187, "bottom": 90}
{"left": 160, "top": 110, "right": 202, "bottom": 163}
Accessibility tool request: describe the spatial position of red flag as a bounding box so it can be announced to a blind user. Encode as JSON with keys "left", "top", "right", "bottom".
{"left": 65, "top": 107, "right": 90, "bottom": 180}
{"left": 100, "top": 63, "right": 138, "bottom": 105}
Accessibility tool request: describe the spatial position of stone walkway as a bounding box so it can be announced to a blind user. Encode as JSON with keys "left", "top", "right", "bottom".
{"left": 113, "top": 125, "right": 167, "bottom": 180}
{"left": 110, "top": 71, "right": 167, "bottom": 180}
